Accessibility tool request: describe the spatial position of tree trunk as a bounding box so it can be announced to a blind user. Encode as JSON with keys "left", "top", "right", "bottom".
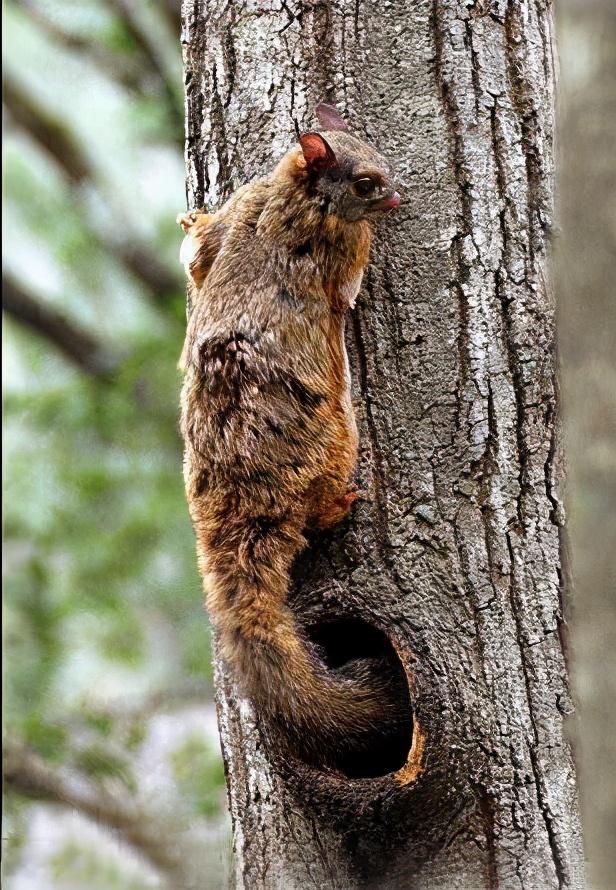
{"left": 181, "top": 2, "right": 585, "bottom": 888}
{"left": 557, "top": 2, "right": 616, "bottom": 888}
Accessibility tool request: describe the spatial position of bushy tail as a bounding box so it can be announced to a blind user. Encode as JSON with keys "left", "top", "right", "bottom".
{"left": 201, "top": 514, "right": 411, "bottom": 765}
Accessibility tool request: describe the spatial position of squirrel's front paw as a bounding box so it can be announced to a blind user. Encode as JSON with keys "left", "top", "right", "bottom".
{"left": 177, "top": 210, "right": 203, "bottom": 232}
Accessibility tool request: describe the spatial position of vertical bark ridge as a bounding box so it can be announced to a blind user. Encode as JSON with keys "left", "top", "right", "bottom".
{"left": 430, "top": 3, "right": 581, "bottom": 887}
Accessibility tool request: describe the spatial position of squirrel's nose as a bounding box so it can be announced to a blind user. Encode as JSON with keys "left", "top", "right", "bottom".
{"left": 378, "top": 191, "right": 401, "bottom": 211}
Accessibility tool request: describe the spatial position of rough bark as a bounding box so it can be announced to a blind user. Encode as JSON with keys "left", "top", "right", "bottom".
{"left": 181, "top": 1, "right": 585, "bottom": 888}
{"left": 556, "top": 2, "right": 616, "bottom": 888}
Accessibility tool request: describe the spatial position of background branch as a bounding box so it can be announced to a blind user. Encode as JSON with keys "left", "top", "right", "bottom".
{"left": 4, "top": 76, "right": 181, "bottom": 306}
{"left": 3, "top": 274, "right": 119, "bottom": 378}
{"left": 104, "top": 0, "right": 182, "bottom": 133}
{"left": 14, "top": 0, "right": 144, "bottom": 93}
{"left": 3, "top": 741, "right": 196, "bottom": 888}
{"left": 86, "top": 677, "right": 214, "bottom": 723}
{"left": 160, "top": 0, "right": 181, "bottom": 39}
{"left": 3, "top": 76, "right": 91, "bottom": 184}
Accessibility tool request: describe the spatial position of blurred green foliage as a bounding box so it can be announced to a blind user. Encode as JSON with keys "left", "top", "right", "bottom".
{"left": 3, "top": 1, "right": 228, "bottom": 886}
{"left": 50, "top": 841, "right": 152, "bottom": 890}
{"left": 171, "top": 732, "right": 228, "bottom": 819}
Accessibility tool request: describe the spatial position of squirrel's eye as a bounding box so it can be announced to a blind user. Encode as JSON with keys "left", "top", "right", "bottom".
{"left": 353, "top": 177, "right": 376, "bottom": 198}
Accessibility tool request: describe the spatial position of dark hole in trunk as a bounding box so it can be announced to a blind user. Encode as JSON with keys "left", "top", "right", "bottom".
{"left": 306, "top": 619, "right": 413, "bottom": 779}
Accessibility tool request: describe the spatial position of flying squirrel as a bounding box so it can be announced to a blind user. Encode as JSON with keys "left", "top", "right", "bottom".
{"left": 178, "top": 103, "right": 406, "bottom": 767}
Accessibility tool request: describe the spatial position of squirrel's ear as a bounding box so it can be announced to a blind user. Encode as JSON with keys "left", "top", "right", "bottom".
{"left": 299, "top": 133, "right": 338, "bottom": 174}
{"left": 315, "top": 102, "right": 349, "bottom": 131}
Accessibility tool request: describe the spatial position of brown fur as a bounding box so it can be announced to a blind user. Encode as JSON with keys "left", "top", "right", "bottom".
{"left": 179, "top": 110, "right": 403, "bottom": 764}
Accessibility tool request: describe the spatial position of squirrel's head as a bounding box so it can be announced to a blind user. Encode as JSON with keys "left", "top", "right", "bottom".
{"left": 295, "top": 103, "right": 400, "bottom": 223}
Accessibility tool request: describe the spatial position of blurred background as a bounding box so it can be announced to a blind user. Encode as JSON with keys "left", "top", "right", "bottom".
{"left": 3, "top": 2, "right": 231, "bottom": 888}
{"left": 3, "top": 1, "right": 615, "bottom": 889}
